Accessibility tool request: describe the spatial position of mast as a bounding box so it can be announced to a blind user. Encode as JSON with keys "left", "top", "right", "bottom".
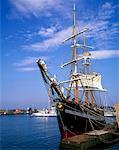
{"left": 73, "top": 4, "right": 77, "bottom": 73}
{"left": 83, "top": 35, "right": 94, "bottom": 107}
{"left": 83, "top": 35, "right": 89, "bottom": 106}
{"left": 60, "top": 5, "right": 104, "bottom": 105}
{"left": 90, "top": 91, "right": 95, "bottom": 108}
{"left": 73, "top": 4, "right": 78, "bottom": 104}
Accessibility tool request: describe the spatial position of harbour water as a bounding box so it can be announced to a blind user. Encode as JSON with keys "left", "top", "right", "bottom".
{"left": 0, "top": 115, "right": 119, "bottom": 150}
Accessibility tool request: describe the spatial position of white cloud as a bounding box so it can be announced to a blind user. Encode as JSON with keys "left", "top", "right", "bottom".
{"left": 102, "top": 2, "right": 113, "bottom": 9}
{"left": 10, "top": 0, "right": 62, "bottom": 18}
{"left": 38, "top": 25, "right": 61, "bottom": 37}
{"left": 13, "top": 57, "right": 39, "bottom": 66}
{"left": 38, "top": 27, "right": 55, "bottom": 37}
{"left": 24, "top": 26, "right": 72, "bottom": 51}
{"left": 22, "top": 2, "right": 118, "bottom": 52}
{"left": 77, "top": 2, "right": 118, "bottom": 49}
{"left": 13, "top": 56, "right": 48, "bottom": 71}
{"left": 16, "top": 67, "right": 38, "bottom": 72}
{"left": 98, "top": 2, "right": 115, "bottom": 20}
{"left": 91, "top": 50, "right": 119, "bottom": 59}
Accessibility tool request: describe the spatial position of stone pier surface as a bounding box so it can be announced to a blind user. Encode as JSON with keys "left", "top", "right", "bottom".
{"left": 61, "top": 129, "right": 119, "bottom": 150}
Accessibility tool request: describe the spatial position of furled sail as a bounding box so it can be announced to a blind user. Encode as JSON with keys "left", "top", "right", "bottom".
{"left": 69, "top": 73, "right": 106, "bottom": 91}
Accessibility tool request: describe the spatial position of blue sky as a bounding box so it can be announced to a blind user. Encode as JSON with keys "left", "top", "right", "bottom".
{"left": 1, "top": 0, "right": 119, "bottom": 109}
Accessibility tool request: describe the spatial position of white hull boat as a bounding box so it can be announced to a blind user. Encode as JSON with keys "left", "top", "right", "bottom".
{"left": 31, "top": 109, "right": 57, "bottom": 117}
{"left": 104, "top": 111, "right": 116, "bottom": 117}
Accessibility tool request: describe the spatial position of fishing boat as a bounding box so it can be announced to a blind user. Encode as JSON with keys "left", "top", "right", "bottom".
{"left": 37, "top": 5, "right": 119, "bottom": 140}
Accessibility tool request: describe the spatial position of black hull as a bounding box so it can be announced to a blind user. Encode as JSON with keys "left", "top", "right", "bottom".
{"left": 56, "top": 101, "right": 106, "bottom": 139}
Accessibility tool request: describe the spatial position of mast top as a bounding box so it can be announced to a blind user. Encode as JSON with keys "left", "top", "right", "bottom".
{"left": 61, "top": 5, "right": 90, "bottom": 69}
{"left": 74, "top": 3, "right": 76, "bottom": 11}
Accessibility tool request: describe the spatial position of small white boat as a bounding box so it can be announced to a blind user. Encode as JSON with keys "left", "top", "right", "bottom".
{"left": 104, "top": 111, "right": 116, "bottom": 117}
{"left": 31, "top": 108, "right": 57, "bottom": 117}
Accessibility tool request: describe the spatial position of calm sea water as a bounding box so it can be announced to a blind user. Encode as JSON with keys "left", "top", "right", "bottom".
{"left": 0, "top": 115, "right": 119, "bottom": 150}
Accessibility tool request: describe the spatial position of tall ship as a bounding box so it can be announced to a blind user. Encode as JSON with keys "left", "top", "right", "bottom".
{"left": 37, "top": 5, "right": 118, "bottom": 139}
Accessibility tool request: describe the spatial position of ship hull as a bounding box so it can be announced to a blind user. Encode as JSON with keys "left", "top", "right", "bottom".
{"left": 56, "top": 101, "right": 106, "bottom": 139}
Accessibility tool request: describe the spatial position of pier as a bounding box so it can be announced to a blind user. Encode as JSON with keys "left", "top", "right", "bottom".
{"left": 61, "top": 129, "right": 119, "bottom": 149}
